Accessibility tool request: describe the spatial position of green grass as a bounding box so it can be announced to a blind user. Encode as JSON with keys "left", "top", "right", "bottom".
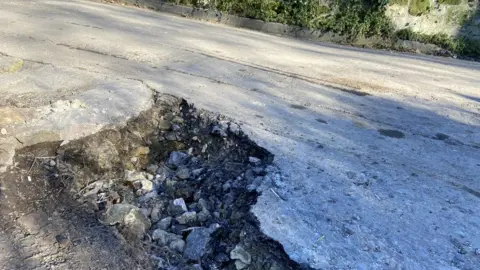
{"left": 408, "top": 0, "right": 430, "bottom": 16}
{"left": 438, "top": 0, "right": 462, "bottom": 5}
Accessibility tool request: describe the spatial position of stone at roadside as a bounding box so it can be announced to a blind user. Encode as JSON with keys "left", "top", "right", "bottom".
{"left": 0, "top": 128, "right": 7, "bottom": 135}
{"left": 235, "top": 260, "right": 248, "bottom": 270}
{"left": 169, "top": 239, "right": 186, "bottom": 253}
{"left": 171, "top": 124, "right": 181, "bottom": 131}
{"left": 212, "top": 125, "right": 227, "bottom": 137}
{"left": 150, "top": 203, "right": 163, "bottom": 223}
{"left": 166, "top": 151, "right": 188, "bottom": 168}
{"left": 146, "top": 164, "right": 159, "bottom": 174}
{"left": 175, "top": 167, "right": 191, "bottom": 180}
{"left": 171, "top": 116, "right": 184, "bottom": 124}
{"left": 165, "top": 132, "right": 177, "bottom": 141}
{"left": 197, "top": 209, "right": 211, "bottom": 223}
{"left": 103, "top": 204, "right": 151, "bottom": 240}
{"left": 158, "top": 118, "right": 171, "bottom": 130}
{"left": 192, "top": 168, "right": 203, "bottom": 178}
{"left": 229, "top": 122, "right": 240, "bottom": 135}
{"left": 152, "top": 229, "right": 181, "bottom": 246}
{"left": 139, "top": 179, "right": 154, "bottom": 193}
{"left": 183, "top": 224, "right": 220, "bottom": 261}
{"left": 176, "top": 211, "right": 197, "bottom": 225}
{"left": 130, "top": 156, "right": 138, "bottom": 164}
{"left": 248, "top": 157, "right": 261, "bottom": 165}
{"left": 230, "top": 245, "right": 251, "bottom": 265}
{"left": 49, "top": 159, "right": 56, "bottom": 167}
{"left": 170, "top": 198, "right": 188, "bottom": 215}
{"left": 125, "top": 170, "right": 147, "bottom": 182}
{"left": 157, "top": 216, "right": 172, "bottom": 230}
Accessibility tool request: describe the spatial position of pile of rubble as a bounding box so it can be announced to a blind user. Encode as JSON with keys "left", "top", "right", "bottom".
{"left": 45, "top": 95, "right": 302, "bottom": 269}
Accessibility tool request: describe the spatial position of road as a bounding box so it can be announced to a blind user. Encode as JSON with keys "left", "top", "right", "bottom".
{"left": 1, "top": 0, "right": 480, "bottom": 269}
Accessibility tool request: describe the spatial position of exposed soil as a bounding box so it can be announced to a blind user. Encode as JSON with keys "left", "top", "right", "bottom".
{"left": 0, "top": 95, "right": 306, "bottom": 269}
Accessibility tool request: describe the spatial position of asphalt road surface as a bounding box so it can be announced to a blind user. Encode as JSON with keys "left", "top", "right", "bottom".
{"left": 1, "top": 1, "right": 479, "bottom": 269}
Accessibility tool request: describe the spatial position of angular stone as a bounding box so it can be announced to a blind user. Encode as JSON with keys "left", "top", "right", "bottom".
{"left": 152, "top": 229, "right": 180, "bottom": 246}
{"left": 157, "top": 216, "right": 172, "bottom": 230}
{"left": 176, "top": 211, "right": 197, "bottom": 225}
{"left": 230, "top": 245, "right": 251, "bottom": 265}
{"left": 183, "top": 224, "right": 219, "bottom": 261}
{"left": 169, "top": 239, "right": 186, "bottom": 253}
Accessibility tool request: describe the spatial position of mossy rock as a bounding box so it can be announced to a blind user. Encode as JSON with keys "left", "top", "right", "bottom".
{"left": 408, "top": 0, "right": 431, "bottom": 16}
{"left": 438, "top": 0, "right": 462, "bottom": 5}
{"left": 390, "top": 0, "right": 409, "bottom": 6}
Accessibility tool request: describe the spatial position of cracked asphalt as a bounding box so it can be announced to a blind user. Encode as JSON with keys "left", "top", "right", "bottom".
{"left": 1, "top": 0, "right": 480, "bottom": 269}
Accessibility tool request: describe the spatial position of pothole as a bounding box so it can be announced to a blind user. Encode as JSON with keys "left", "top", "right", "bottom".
{"left": 0, "top": 95, "right": 306, "bottom": 269}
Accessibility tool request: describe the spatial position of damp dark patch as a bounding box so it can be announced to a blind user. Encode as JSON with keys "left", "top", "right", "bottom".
{"left": 433, "top": 133, "right": 450, "bottom": 141}
{"left": 316, "top": 118, "right": 328, "bottom": 124}
{"left": 255, "top": 114, "right": 264, "bottom": 119}
{"left": 378, "top": 129, "right": 405, "bottom": 138}
{"left": 290, "top": 104, "right": 308, "bottom": 110}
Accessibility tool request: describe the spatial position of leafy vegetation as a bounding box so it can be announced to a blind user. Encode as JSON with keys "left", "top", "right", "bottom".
{"left": 168, "top": 0, "right": 394, "bottom": 40}
{"left": 408, "top": 0, "right": 430, "bottom": 16}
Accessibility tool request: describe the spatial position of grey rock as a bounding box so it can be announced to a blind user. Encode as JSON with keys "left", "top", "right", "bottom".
{"left": 197, "top": 198, "right": 209, "bottom": 211}
{"left": 197, "top": 209, "right": 211, "bottom": 223}
{"left": 138, "top": 179, "right": 154, "bottom": 194}
{"left": 166, "top": 151, "right": 188, "bottom": 168}
{"left": 235, "top": 260, "right": 248, "bottom": 270}
{"left": 171, "top": 116, "right": 184, "bottom": 124}
{"left": 171, "top": 198, "right": 188, "bottom": 215}
{"left": 130, "top": 156, "right": 138, "bottom": 164}
{"left": 124, "top": 170, "right": 146, "bottom": 182}
{"left": 175, "top": 167, "right": 191, "bottom": 179}
{"left": 176, "top": 211, "right": 197, "bottom": 225}
{"left": 183, "top": 224, "right": 219, "bottom": 260}
{"left": 165, "top": 132, "right": 177, "bottom": 141}
{"left": 103, "top": 204, "right": 151, "bottom": 240}
{"left": 150, "top": 203, "right": 163, "bottom": 223}
{"left": 248, "top": 156, "right": 261, "bottom": 165}
{"left": 146, "top": 164, "right": 159, "bottom": 174}
{"left": 158, "top": 119, "right": 171, "bottom": 130}
{"left": 157, "top": 216, "right": 173, "bottom": 230}
{"left": 230, "top": 245, "right": 251, "bottom": 265}
{"left": 229, "top": 122, "right": 240, "bottom": 135}
{"left": 152, "top": 229, "right": 180, "bottom": 246}
{"left": 169, "top": 239, "right": 186, "bottom": 253}
{"left": 211, "top": 125, "right": 227, "bottom": 137}
{"left": 192, "top": 168, "right": 203, "bottom": 177}
{"left": 0, "top": 128, "right": 7, "bottom": 135}
{"left": 49, "top": 159, "right": 56, "bottom": 167}
{"left": 171, "top": 124, "right": 181, "bottom": 131}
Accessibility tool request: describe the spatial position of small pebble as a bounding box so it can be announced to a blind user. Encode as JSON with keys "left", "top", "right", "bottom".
{"left": 49, "top": 160, "right": 56, "bottom": 167}
{"left": 0, "top": 128, "right": 7, "bottom": 135}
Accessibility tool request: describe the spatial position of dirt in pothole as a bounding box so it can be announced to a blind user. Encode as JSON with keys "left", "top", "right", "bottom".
{"left": 0, "top": 95, "right": 308, "bottom": 270}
